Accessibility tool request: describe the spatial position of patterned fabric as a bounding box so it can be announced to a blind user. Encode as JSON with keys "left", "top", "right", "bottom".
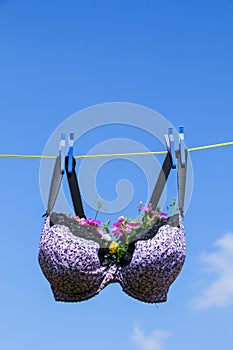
{"left": 38, "top": 214, "right": 186, "bottom": 303}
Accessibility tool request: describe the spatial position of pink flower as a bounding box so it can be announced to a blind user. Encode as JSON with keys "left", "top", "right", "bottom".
{"left": 74, "top": 217, "right": 102, "bottom": 227}
{"left": 118, "top": 216, "right": 125, "bottom": 222}
{"left": 113, "top": 216, "right": 126, "bottom": 228}
{"left": 97, "top": 228, "right": 105, "bottom": 236}
{"left": 79, "top": 218, "right": 88, "bottom": 226}
{"left": 111, "top": 227, "right": 119, "bottom": 234}
{"left": 112, "top": 217, "right": 140, "bottom": 239}
{"left": 112, "top": 227, "right": 124, "bottom": 238}
{"left": 85, "top": 218, "right": 102, "bottom": 226}
{"left": 138, "top": 203, "right": 152, "bottom": 212}
{"left": 128, "top": 221, "right": 140, "bottom": 227}
{"left": 70, "top": 215, "right": 81, "bottom": 222}
{"left": 158, "top": 212, "right": 168, "bottom": 217}
{"left": 123, "top": 225, "right": 132, "bottom": 234}
{"left": 117, "top": 232, "right": 124, "bottom": 238}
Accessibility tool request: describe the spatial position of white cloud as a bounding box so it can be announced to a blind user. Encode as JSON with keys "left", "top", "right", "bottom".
{"left": 195, "top": 232, "right": 233, "bottom": 309}
{"left": 130, "top": 323, "right": 170, "bottom": 350}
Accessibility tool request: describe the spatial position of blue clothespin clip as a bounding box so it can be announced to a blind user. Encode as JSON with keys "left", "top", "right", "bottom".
{"left": 179, "top": 126, "right": 186, "bottom": 167}
{"left": 165, "top": 128, "right": 176, "bottom": 169}
{"left": 59, "top": 133, "right": 66, "bottom": 174}
{"left": 67, "top": 132, "right": 74, "bottom": 174}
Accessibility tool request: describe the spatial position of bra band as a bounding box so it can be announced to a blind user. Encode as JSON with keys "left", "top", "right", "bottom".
{"left": 149, "top": 152, "right": 172, "bottom": 209}
{"left": 65, "top": 156, "right": 86, "bottom": 219}
{"left": 45, "top": 150, "right": 187, "bottom": 218}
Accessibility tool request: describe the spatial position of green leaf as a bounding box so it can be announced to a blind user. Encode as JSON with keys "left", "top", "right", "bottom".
{"left": 117, "top": 245, "right": 127, "bottom": 261}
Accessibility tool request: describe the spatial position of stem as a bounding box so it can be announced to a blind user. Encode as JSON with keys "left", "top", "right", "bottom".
{"left": 94, "top": 209, "right": 99, "bottom": 220}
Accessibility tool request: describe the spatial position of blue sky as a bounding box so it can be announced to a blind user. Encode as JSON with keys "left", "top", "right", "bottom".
{"left": 0, "top": 1, "right": 233, "bottom": 349}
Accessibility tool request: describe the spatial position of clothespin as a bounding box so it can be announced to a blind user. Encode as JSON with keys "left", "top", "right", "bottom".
{"left": 179, "top": 126, "right": 186, "bottom": 167}
{"left": 177, "top": 126, "right": 187, "bottom": 217}
{"left": 165, "top": 128, "right": 176, "bottom": 169}
{"left": 59, "top": 133, "right": 66, "bottom": 174}
{"left": 67, "top": 132, "right": 74, "bottom": 174}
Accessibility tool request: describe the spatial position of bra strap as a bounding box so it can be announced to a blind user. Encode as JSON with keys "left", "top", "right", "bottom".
{"left": 45, "top": 150, "right": 187, "bottom": 218}
{"left": 65, "top": 156, "right": 86, "bottom": 219}
{"left": 46, "top": 156, "right": 63, "bottom": 216}
{"left": 149, "top": 152, "right": 172, "bottom": 209}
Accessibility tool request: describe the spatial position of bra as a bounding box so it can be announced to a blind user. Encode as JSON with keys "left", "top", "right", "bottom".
{"left": 39, "top": 212, "right": 185, "bottom": 303}
{"left": 38, "top": 149, "right": 187, "bottom": 303}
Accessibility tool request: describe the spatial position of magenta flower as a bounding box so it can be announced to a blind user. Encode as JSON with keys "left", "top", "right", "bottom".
{"left": 128, "top": 221, "right": 140, "bottom": 227}
{"left": 138, "top": 203, "right": 152, "bottom": 212}
{"left": 112, "top": 227, "right": 124, "bottom": 238}
{"left": 113, "top": 216, "right": 125, "bottom": 227}
{"left": 85, "top": 218, "right": 102, "bottom": 226}
{"left": 74, "top": 217, "right": 102, "bottom": 227}
{"left": 112, "top": 216, "right": 140, "bottom": 239}
{"left": 74, "top": 217, "right": 87, "bottom": 225}
{"left": 123, "top": 225, "right": 132, "bottom": 234}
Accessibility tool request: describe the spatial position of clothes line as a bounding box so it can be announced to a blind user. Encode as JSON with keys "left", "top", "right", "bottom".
{"left": 0, "top": 140, "right": 233, "bottom": 160}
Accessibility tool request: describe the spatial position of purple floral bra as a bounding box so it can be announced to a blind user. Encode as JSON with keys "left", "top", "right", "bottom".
{"left": 39, "top": 213, "right": 185, "bottom": 303}
{"left": 38, "top": 151, "right": 187, "bottom": 303}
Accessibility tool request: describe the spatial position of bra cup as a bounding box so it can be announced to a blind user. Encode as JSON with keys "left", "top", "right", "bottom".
{"left": 118, "top": 217, "right": 186, "bottom": 303}
{"left": 38, "top": 217, "right": 106, "bottom": 296}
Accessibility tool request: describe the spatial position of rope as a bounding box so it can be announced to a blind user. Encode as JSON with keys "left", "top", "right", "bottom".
{"left": 0, "top": 154, "right": 57, "bottom": 159}
{"left": 0, "top": 141, "right": 232, "bottom": 159}
{"left": 187, "top": 141, "right": 233, "bottom": 152}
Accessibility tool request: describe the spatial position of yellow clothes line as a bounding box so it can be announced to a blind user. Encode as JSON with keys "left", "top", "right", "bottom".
{"left": 0, "top": 141, "right": 233, "bottom": 159}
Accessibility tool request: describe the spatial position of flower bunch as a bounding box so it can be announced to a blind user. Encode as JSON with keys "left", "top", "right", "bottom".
{"left": 138, "top": 202, "right": 167, "bottom": 228}
{"left": 69, "top": 200, "right": 174, "bottom": 264}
